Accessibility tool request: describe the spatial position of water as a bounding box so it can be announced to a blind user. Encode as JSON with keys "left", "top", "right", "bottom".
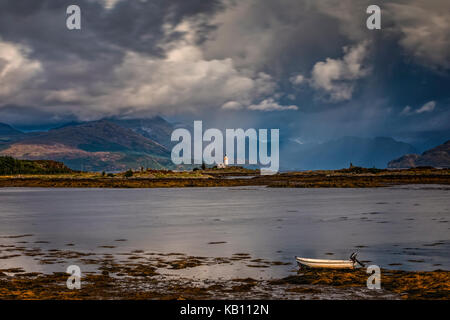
{"left": 0, "top": 185, "right": 449, "bottom": 277}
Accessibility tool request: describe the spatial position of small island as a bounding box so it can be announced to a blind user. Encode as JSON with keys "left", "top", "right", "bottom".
{"left": 0, "top": 156, "right": 449, "bottom": 188}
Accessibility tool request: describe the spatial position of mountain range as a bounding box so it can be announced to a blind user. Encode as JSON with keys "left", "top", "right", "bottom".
{"left": 388, "top": 140, "right": 450, "bottom": 168}
{"left": 281, "top": 136, "right": 419, "bottom": 170}
{"left": 0, "top": 119, "right": 174, "bottom": 172}
{"left": 0, "top": 123, "right": 24, "bottom": 142}
{"left": 0, "top": 117, "right": 448, "bottom": 171}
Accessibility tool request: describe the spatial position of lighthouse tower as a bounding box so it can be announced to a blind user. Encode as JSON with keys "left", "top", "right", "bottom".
{"left": 223, "top": 154, "right": 229, "bottom": 167}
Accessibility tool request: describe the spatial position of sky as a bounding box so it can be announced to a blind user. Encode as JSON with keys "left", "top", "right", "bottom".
{"left": 0, "top": 0, "right": 449, "bottom": 144}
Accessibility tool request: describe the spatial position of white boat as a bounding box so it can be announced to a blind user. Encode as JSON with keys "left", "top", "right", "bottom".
{"left": 295, "top": 253, "right": 364, "bottom": 269}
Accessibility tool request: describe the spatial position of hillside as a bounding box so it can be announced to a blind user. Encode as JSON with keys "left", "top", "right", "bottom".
{"left": 388, "top": 140, "right": 450, "bottom": 168}
{"left": 0, "top": 156, "right": 73, "bottom": 175}
{"left": 110, "top": 116, "right": 175, "bottom": 148}
{"left": 0, "top": 120, "right": 172, "bottom": 171}
{"left": 19, "top": 120, "right": 168, "bottom": 154}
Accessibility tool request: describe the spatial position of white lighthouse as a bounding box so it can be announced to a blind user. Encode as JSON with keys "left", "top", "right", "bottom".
{"left": 223, "top": 154, "right": 229, "bottom": 167}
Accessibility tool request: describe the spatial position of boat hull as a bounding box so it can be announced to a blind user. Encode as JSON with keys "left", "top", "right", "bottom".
{"left": 296, "top": 257, "right": 356, "bottom": 269}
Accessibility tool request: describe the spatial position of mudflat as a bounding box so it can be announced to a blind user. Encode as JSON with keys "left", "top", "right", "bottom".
{"left": 0, "top": 246, "right": 448, "bottom": 300}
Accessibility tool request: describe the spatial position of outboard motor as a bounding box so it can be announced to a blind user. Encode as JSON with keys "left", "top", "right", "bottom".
{"left": 350, "top": 252, "right": 365, "bottom": 267}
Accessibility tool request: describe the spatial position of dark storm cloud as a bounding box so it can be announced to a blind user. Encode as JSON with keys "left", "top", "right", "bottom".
{"left": 0, "top": 104, "right": 79, "bottom": 130}
{"left": 0, "top": 0, "right": 223, "bottom": 91}
{"left": 0, "top": 0, "right": 222, "bottom": 58}
{"left": 0, "top": 0, "right": 231, "bottom": 120}
{"left": 0, "top": 0, "right": 448, "bottom": 143}
{"left": 202, "top": 0, "right": 362, "bottom": 76}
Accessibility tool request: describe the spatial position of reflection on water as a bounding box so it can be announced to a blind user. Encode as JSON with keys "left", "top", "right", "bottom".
{"left": 0, "top": 185, "right": 449, "bottom": 277}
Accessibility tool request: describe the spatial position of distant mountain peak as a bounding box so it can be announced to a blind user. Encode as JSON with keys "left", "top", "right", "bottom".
{"left": 0, "top": 122, "right": 23, "bottom": 136}
{"left": 109, "top": 116, "right": 175, "bottom": 148}
{"left": 388, "top": 140, "right": 450, "bottom": 168}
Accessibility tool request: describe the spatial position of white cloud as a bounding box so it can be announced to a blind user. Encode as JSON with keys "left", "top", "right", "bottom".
{"left": 99, "top": 46, "right": 277, "bottom": 115}
{"left": 221, "top": 101, "right": 243, "bottom": 110}
{"left": 416, "top": 101, "right": 436, "bottom": 114}
{"left": 0, "top": 40, "right": 42, "bottom": 103}
{"left": 309, "top": 41, "right": 370, "bottom": 102}
{"left": 101, "top": 0, "right": 122, "bottom": 10}
{"left": 24, "top": 20, "right": 281, "bottom": 119}
{"left": 248, "top": 98, "right": 298, "bottom": 111}
{"left": 2, "top": 16, "right": 307, "bottom": 119}
{"left": 290, "top": 74, "right": 305, "bottom": 85}
{"left": 290, "top": 137, "right": 304, "bottom": 145}
{"left": 400, "top": 101, "right": 436, "bottom": 116}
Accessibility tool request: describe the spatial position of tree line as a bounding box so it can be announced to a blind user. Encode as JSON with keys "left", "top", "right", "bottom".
{"left": 0, "top": 156, "right": 73, "bottom": 175}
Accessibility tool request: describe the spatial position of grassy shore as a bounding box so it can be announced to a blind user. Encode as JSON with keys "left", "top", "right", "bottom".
{"left": 0, "top": 167, "right": 449, "bottom": 188}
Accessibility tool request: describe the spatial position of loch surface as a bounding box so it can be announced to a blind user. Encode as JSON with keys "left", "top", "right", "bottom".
{"left": 0, "top": 185, "right": 448, "bottom": 277}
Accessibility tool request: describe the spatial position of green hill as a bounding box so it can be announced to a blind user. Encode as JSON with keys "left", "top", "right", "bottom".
{"left": 0, "top": 156, "right": 74, "bottom": 175}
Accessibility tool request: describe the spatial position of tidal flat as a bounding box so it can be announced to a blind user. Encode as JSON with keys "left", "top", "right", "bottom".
{"left": 0, "top": 243, "right": 448, "bottom": 300}
{"left": 0, "top": 183, "right": 448, "bottom": 300}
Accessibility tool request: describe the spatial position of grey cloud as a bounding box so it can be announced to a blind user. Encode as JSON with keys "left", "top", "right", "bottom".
{"left": 0, "top": 104, "right": 78, "bottom": 129}
{"left": 401, "top": 101, "right": 436, "bottom": 116}
{"left": 386, "top": 0, "right": 450, "bottom": 70}
{"left": 201, "top": 0, "right": 352, "bottom": 76}
{"left": 0, "top": 0, "right": 222, "bottom": 58}
{"left": 313, "top": 0, "right": 375, "bottom": 41}
{"left": 0, "top": 0, "right": 448, "bottom": 128}
{"left": 0, "top": 0, "right": 229, "bottom": 119}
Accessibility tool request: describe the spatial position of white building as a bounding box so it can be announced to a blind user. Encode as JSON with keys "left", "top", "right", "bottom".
{"left": 218, "top": 155, "right": 229, "bottom": 168}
